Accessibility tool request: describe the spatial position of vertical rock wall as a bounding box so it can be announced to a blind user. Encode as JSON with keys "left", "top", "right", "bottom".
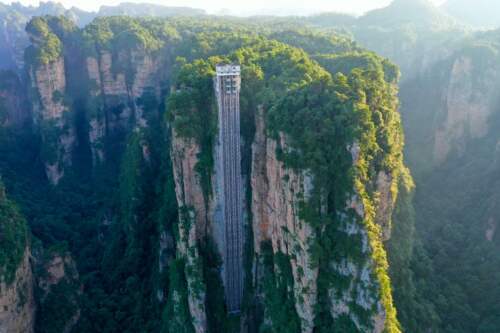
{"left": 27, "top": 47, "right": 166, "bottom": 182}
{"left": 85, "top": 50, "right": 164, "bottom": 163}
{"left": 30, "top": 57, "right": 74, "bottom": 185}
{"left": 0, "top": 249, "right": 35, "bottom": 333}
{"left": 330, "top": 191, "right": 387, "bottom": 333}
{"left": 251, "top": 109, "right": 400, "bottom": 332}
{"left": 0, "top": 72, "right": 29, "bottom": 128}
{"left": 170, "top": 131, "right": 208, "bottom": 333}
{"left": 434, "top": 56, "right": 500, "bottom": 163}
{"left": 251, "top": 109, "right": 318, "bottom": 333}
{"left": 32, "top": 58, "right": 67, "bottom": 120}
{"left": 85, "top": 55, "right": 106, "bottom": 164}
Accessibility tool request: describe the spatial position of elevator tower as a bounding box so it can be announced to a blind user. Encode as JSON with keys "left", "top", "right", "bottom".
{"left": 214, "top": 64, "right": 244, "bottom": 314}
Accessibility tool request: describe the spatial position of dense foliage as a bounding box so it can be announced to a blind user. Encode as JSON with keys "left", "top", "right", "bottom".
{"left": 35, "top": 247, "right": 81, "bottom": 333}
{"left": 25, "top": 16, "right": 76, "bottom": 65}
{"left": 82, "top": 17, "right": 165, "bottom": 55}
{"left": 0, "top": 181, "right": 28, "bottom": 285}
{"left": 260, "top": 243, "right": 301, "bottom": 333}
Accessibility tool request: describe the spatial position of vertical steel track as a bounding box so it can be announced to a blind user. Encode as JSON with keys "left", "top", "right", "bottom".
{"left": 214, "top": 65, "right": 244, "bottom": 314}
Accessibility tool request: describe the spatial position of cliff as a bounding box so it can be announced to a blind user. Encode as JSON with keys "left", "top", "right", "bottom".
{"left": 29, "top": 57, "right": 74, "bottom": 184}
{"left": 252, "top": 107, "right": 401, "bottom": 332}
{"left": 24, "top": 15, "right": 168, "bottom": 183}
{"left": 85, "top": 49, "right": 164, "bottom": 163}
{"left": 434, "top": 54, "right": 499, "bottom": 163}
{"left": 161, "top": 36, "right": 407, "bottom": 331}
{"left": 400, "top": 38, "right": 500, "bottom": 170}
{"left": 251, "top": 109, "right": 318, "bottom": 332}
{"left": 170, "top": 131, "right": 208, "bottom": 333}
{"left": 0, "top": 183, "right": 35, "bottom": 333}
{"left": 0, "top": 70, "right": 30, "bottom": 128}
{"left": 0, "top": 249, "right": 35, "bottom": 333}
{"left": 25, "top": 16, "right": 76, "bottom": 185}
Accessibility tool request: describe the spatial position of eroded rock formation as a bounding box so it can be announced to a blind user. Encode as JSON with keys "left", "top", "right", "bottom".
{"left": 29, "top": 57, "right": 74, "bottom": 184}
{"left": 434, "top": 56, "right": 499, "bottom": 163}
{"left": 251, "top": 109, "right": 318, "bottom": 333}
{"left": 0, "top": 249, "right": 35, "bottom": 333}
{"left": 170, "top": 131, "right": 208, "bottom": 333}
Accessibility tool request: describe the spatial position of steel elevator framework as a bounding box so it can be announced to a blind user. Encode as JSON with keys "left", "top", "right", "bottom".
{"left": 214, "top": 64, "right": 244, "bottom": 314}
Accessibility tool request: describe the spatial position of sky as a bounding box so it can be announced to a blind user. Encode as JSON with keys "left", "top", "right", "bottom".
{"left": 3, "top": 0, "right": 448, "bottom": 16}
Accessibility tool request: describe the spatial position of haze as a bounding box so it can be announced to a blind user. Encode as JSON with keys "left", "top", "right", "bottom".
{"left": 5, "top": 0, "right": 447, "bottom": 15}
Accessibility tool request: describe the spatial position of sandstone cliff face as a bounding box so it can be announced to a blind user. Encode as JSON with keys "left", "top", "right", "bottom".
{"left": 85, "top": 56, "right": 106, "bottom": 164}
{"left": 347, "top": 141, "right": 396, "bottom": 242}
{"left": 32, "top": 58, "right": 67, "bottom": 120}
{"left": 434, "top": 56, "right": 499, "bottom": 163}
{"left": 335, "top": 141, "right": 402, "bottom": 332}
{"left": 375, "top": 171, "right": 394, "bottom": 241}
{"left": 30, "top": 57, "right": 74, "bottom": 185}
{"left": 0, "top": 17, "right": 30, "bottom": 72}
{"left": 0, "top": 248, "right": 35, "bottom": 333}
{"left": 26, "top": 47, "right": 165, "bottom": 182}
{"left": 87, "top": 50, "right": 162, "bottom": 123}
{"left": 85, "top": 50, "right": 164, "bottom": 163}
{"left": 251, "top": 110, "right": 318, "bottom": 333}
{"left": 170, "top": 131, "right": 208, "bottom": 333}
{"left": 97, "top": 52, "right": 128, "bottom": 98}
{"left": 251, "top": 111, "right": 398, "bottom": 332}
{"left": 0, "top": 72, "right": 29, "bottom": 128}
{"left": 130, "top": 51, "right": 162, "bottom": 128}
{"left": 331, "top": 198, "right": 386, "bottom": 333}
{"left": 171, "top": 131, "right": 210, "bottom": 240}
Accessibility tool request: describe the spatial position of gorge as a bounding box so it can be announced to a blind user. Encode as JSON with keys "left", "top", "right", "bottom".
{"left": 0, "top": 13, "right": 406, "bottom": 333}
{"left": 0, "top": 0, "right": 499, "bottom": 332}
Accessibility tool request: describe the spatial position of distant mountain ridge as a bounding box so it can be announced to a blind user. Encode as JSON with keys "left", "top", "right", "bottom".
{"left": 305, "top": 0, "right": 463, "bottom": 32}
{"left": 359, "top": 0, "right": 459, "bottom": 30}
{"left": 303, "top": 0, "right": 467, "bottom": 81}
{"left": 98, "top": 2, "right": 206, "bottom": 17}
